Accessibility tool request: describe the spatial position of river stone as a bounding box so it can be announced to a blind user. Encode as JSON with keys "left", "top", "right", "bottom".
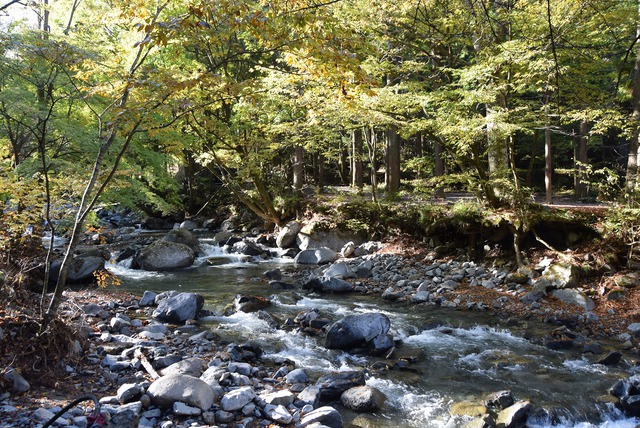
{"left": 341, "top": 241, "right": 356, "bottom": 258}
{"left": 220, "top": 386, "right": 256, "bottom": 411}
{"left": 295, "top": 247, "right": 338, "bottom": 265}
{"left": 495, "top": 401, "right": 532, "bottom": 428}
{"left": 285, "top": 368, "right": 309, "bottom": 384}
{"left": 117, "top": 383, "right": 145, "bottom": 404}
{"left": 110, "top": 402, "right": 142, "bottom": 428}
{"left": 596, "top": 351, "right": 622, "bottom": 366}
{"left": 233, "top": 294, "right": 271, "bottom": 313}
{"left": 139, "top": 290, "right": 157, "bottom": 307}
{"left": 173, "top": 401, "right": 201, "bottom": 416}
{"left": 50, "top": 255, "right": 105, "bottom": 283}
{"left": 3, "top": 367, "right": 29, "bottom": 393}
{"left": 304, "top": 276, "right": 354, "bottom": 293}
{"left": 323, "top": 262, "right": 357, "bottom": 279}
{"left": 297, "top": 385, "right": 321, "bottom": 407}
{"left": 325, "top": 313, "right": 391, "bottom": 352}
{"left": 162, "top": 228, "right": 201, "bottom": 253}
{"left": 340, "top": 385, "right": 386, "bottom": 411}
{"left": 161, "top": 357, "right": 207, "bottom": 377}
{"left": 450, "top": 401, "right": 487, "bottom": 417}
{"left": 315, "top": 371, "right": 366, "bottom": 400}
{"left": 147, "top": 373, "right": 215, "bottom": 410}
{"left": 261, "top": 390, "right": 295, "bottom": 406}
{"left": 277, "top": 221, "right": 302, "bottom": 248}
{"left": 231, "top": 239, "right": 265, "bottom": 256}
{"left": 299, "top": 406, "right": 343, "bottom": 428}
{"left": 137, "top": 241, "right": 195, "bottom": 271}
{"left": 551, "top": 289, "right": 595, "bottom": 310}
{"left": 542, "top": 262, "right": 579, "bottom": 289}
{"left": 264, "top": 404, "right": 293, "bottom": 424}
{"left": 152, "top": 292, "right": 204, "bottom": 324}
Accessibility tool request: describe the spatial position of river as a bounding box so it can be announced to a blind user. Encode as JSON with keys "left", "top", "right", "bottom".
{"left": 108, "top": 240, "right": 640, "bottom": 428}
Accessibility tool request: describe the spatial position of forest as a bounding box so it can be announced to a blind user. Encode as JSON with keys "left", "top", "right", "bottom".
{"left": 3, "top": 0, "right": 640, "bottom": 323}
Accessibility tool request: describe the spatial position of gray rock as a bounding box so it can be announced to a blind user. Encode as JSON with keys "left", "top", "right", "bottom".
{"left": 3, "top": 367, "right": 29, "bottom": 393}
{"left": 341, "top": 241, "right": 356, "bottom": 258}
{"left": 50, "top": 255, "right": 105, "bottom": 283}
{"left": 299, "top": 406, "right": 343, "bottom": 428}
{"left": 137, "top": 241, "right": 195, "bottom": 271}
{"left": 147, "top": 374, "right": 216, "bottom": 410}
{"left": 261, "top": 390, "right": 295, "bottom": 406}
{"left": 285, "top": 368, "right": 309, "bottom": 384}
{"left": 411, "top": 290, "right": 430, "bottom": 303}
{"left": 220, "top": 386, "right": 256, "bottom": 411}
{"left": 264, "top": 268, "right": 282, "bottom": 280}
{"left": 316, "top": 371, "right": 366, "bottom": 400}
{"left": 629, "top": 323, "right": 640, "bottom": 337}
{"left": 152, "top": 292, "right": 204, "bottom": 323}
{"left": 341, "top": 385, "right": 386, "bottom": 411}
{"left": 297, "top": 385, "right": 321, "bottom": 407}
{"left": 116, "top": 383, "right": 144, "bottom": 404}
{"left": 161, "top": 357, "right": 207, "bottom": 377}
{"left": 304, "top": 276, "right": 354, "bottom": 293}
{"left": 163, "top": 228, "right": 201, "bottom": 253}
{"left": 110, "top": 401, "right": 142, "bottom": 428}
{"left": 295, "top": 247, "right": 338, "bottom": 265}
{"left": 231, "top": 239, "right": 265, "bottom": 256}
{"left": 139, "top": 290, "right": 158, "bottom": 307}
{"left": 495, "top": 401, "right": 532, "bottom": 428}
{"left": 551, "top": 289, "right": 595, "bottom": 311}
{"left": 264, "top": 404, "right": 293, "bottom": 424}
{"left": 277, "top": 221, "right": 302, "bottom": 248}
{"left": 323, "top": 262, "right": 357, "bottom": 279}
{"left": 325, "top": 313, "right": 391, "bottom": 352}
{"left": 173, "top": 401, "right": 201, "bottom": 416}
{"left": 33, "top": 408, "right": 55, "bottom": 422}
{"left": 179, "top": 220, "right": 199, "bottom": 230}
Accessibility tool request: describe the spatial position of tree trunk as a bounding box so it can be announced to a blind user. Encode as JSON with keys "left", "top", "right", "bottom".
{"left": 293, "top": 144, "right": 304, "bottom": 192}
{"left": 366, "top": 127, "right": 378, "bottom": 203}
{"left": 627, "top": 0, "right": 640, "bottom": 195}
{"left": 351, "top": 128, "right": 363, "bottom": 192}
{"left": 545, "top": 103, "right": 553, "bottom": 204}
{"left": 434, "top": 139, "right": 445, "bottom": 198}
{"left": 574, "top": 120, "right": 588, "bottom": 199}
{"left": 386, "top": 124, "right": 400, "bottom": 196}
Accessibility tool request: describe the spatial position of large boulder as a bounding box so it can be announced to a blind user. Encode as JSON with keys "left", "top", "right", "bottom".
{"left": 325, "top": 313, "right": 392, "bottom": 354}
{"left": 162, "top": 228, "right": 202, "bottom": 254}
{"left": 341, "top": 385, "right": 386, "bottom": 412}
{"left": 296, "top": 224, "right": 362, "bottom": 252}
{"left": 542, "top": 262, "right": 579, "bottom": 289}
{"left": 294, "top": 247, "right": 337, "bottom": 265}
{"left": 495, "top": 401, "right": 532, "bottom": 428}
{"left": 316, "top": 371, "right": 366, "bottom": 400}
{"left": 137, "top": 241, "right": 195, "bottom": 271}
{"left": 551, "top": 289, "right": 595, "bottom": 310}
{"left": 50, "top": 255, "right": 105, "bottom": 283}
{"left": 147, "top": 374, "right": 216, "bottom": 411}
{"left": 152, "top": 292, "right": 204, "bottom": 323}
{"left": 276, "top": 221, "right": 302, "bottom": 249}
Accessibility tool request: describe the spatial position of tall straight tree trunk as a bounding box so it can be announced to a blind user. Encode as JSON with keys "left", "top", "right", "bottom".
{"left": 574, "top": 121, "right": 588, "bottom": 199}
{"left": 545, "top": 103, "right": 553, "bottom": 204}
{"left": 351, "top": 128, "right": 363, "bottom": 192}
{"left": 434, "top": 139, "right": 445, "bottom": 198}
{"left": 293, "top": 145, "right": 304, "bottom": 192}
{"left": 627, "top": 0, "right": 640, "bottom": 195}
{"left": 366, "top": 127, "right": 378, "bottom": 203}
{"left": 386, "top": 124, "right": 400, "bottom": 196}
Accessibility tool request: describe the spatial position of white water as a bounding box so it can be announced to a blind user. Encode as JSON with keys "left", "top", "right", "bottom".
{"left": 109, "top": 241, "right": 640, "bottom": 428}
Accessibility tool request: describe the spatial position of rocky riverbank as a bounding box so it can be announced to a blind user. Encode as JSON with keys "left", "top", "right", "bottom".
{"left": 4, "top": 219, "right": 640, "bottom": 427}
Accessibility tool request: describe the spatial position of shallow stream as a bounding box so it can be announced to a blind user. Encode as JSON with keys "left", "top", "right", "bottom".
{"left": 109, "top": 241, "right": 640, "bottom": 428}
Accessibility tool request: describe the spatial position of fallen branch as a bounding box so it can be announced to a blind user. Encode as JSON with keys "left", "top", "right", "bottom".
{"left": 134, "top": 348, "right": 160, "bottom": 380}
